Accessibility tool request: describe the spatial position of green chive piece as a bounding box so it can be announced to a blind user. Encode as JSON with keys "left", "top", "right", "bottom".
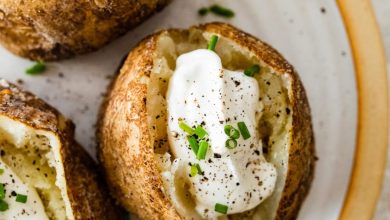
{"left": 195, "top": 163, "right": 202, "bottom": 173}
{"left": 195, "top": 126, "right": 208, "bottom": 139}
{"left": 0, "top": 184, "right": 4, "bottom": 199}
{"left": 224, "top": 125, "right": 240, "bottom": 139}
{"left": 0, "top": 200, "right": 8, "bottom": 211}
{"left": 26, "top": 62, "right": 46, "bottom": 75}
{"left": 0, "top": 169, "right": 4, "bottom": 175}
{"left": 16, "top": 194, "right": 27, "bottom": 203}
{"left": 215, "top": 203, "right": 228, "bottom": 214}
{"left": 244, "top": 64, "right": 261, "bottom": 77}
{"left": 187, "top": 136, "right": 199, "bottom": 155}
{"left": 179, "top": 122, "right": 195, "bottom": 135}
{"left": 190, "top": 163, "right": 202, "bottom": 177}
{"left": 237, "top": 122, "right": 251, "bottom": 140}
{"left": 197, "top": 141, "right": 209, "bottom": 160}
{"left": 210, "top": 5, "right": 235, "bottom": 18}
{"left": 225, "top": 138, "right": 237, "bottom": 149}
{"left": 224, "top": 125, "right": 233, "bottom": 135}
{"left": 190, "top": 165, "right": 198, "bottom": 177}
{"left": 198, "top": 7, "right": 209, "bottom": 16}
{"left": 207, "top": 35, "right": 219, "bottom": 51}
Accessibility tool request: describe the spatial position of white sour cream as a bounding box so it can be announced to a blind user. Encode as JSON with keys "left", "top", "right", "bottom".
{"left": 166, "top": 49, "right": 277, "bottom": 219}
{"left": 0, "top": 158, "right": 49, "bottom": 220}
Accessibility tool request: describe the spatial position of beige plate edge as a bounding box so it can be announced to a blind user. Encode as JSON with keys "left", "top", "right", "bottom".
{"left": 337, "top": 0, "right": 389, "bottom": 219}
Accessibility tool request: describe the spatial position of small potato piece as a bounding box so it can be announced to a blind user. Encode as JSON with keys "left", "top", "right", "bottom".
{"left": 98, "top": 22, "right": 315, "bottom": 220}
{"left": 0, "top": 79, "right": 123, "bottom": 219}
{"left": 0, "top": 0, "right": 170, "bottom": 60}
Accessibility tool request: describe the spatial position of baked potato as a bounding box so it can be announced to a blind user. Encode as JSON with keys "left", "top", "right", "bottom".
{"left": 0, "top": 0, "right": 170, "bottom": 61}
{"left": 0, "top": 79, "right": 122, "bottom": 219}
{"left": 98, "top": 22, "right": 315, "bottom": 220}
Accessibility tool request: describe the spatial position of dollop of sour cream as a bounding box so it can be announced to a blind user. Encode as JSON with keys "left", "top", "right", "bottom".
{"left": 0, "top": 158, "right": 48, "bottom": 220}
{"left": 166, "top": 49, "right": 277, "bottom": 218}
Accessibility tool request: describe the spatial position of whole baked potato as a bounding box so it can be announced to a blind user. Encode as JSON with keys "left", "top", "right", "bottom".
{"left": 98, "top": 22, "right": 315, "bottom": 220}
{"left": 0, "top": 79, "right": 122, "bottom": 219}
{"left": 0, "top": 0, "right": 170, "bottom": 61}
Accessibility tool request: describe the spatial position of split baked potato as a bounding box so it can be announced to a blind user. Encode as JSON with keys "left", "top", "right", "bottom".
{"left": 0, "top": 0, "right": 170, "bottom": 61}
{"left": 0, "top": 79, "right": 122, "bottom": 219}
{"left": 98, "top": 22, "right": 315, "bottom": 220}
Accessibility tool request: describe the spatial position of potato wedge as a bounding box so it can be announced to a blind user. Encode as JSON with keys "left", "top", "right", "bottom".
{"left": 98, "top": 22, "right": 315, "bottom": 220}
{"left": 0, "top": 79, "right": 122, "bottom": 219}
{"left": 0, "top": 0, "right": 170, "bottom": 61}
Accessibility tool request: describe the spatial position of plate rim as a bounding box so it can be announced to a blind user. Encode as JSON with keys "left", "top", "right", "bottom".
{"left": 336, "top": 0, "right": 389, "bottom": 219}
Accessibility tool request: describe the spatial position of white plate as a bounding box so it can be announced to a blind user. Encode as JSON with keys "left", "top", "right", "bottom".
{"left": 0, "top": 1, "right": 359, "bottom": 219}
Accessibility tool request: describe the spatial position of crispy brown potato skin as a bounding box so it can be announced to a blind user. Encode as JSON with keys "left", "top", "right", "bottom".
{"left": 98, "top": 23, "right": 315, "bottom": 220}
{"left": 0, "top": 80, "right": 123, "bottom": 219}
{"left": 0, "top": 0, "right": 170, "bottom": 61}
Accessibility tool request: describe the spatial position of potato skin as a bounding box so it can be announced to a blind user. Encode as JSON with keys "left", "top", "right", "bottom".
{"left": 0, "top": 0, "right": 170, "bottom": 61}
{"left": 98, "top": 33, "right": 181, "bottom": 220}
{"left": 0, "top": 80, "right": 123, "bottom": 219}
{"left": 97, "top": 22, "right": 315, "bottom": 220}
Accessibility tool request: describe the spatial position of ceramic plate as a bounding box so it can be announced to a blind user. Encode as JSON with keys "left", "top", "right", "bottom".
{"left": 0, "top": 0, "right": 387, "bottom": 219}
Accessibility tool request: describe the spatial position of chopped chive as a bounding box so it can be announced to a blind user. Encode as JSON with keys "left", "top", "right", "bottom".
{"left": 237, "top": 122, "right": 251, "bottom": 140}
{"left": 187, "top": 136, "right": 199, "bottom": 154}
{"left": 207, "top": 35, "right": 219, "bottom": 51}
{"left": 224, "top": 125, "right": 240, "bottom": 139}
{"left": 195, "top": 126, "right": 208, "bottom": 139}
{"left": 244, "top": 64, "right": 261, "bottom": 77}
{"left": 0, "top": 169, "right": 3, "bottom": 175}
{"left": 225, "top": 139, "right": 237, "bottom": 149}
{"left": 215, "top": 203, "right": 228, "bottom": 214}
{"left": 26, "top": 62, "right": 46, "bottom": 75}
{"left": 179, "top": 122, "right": 195, "bottom": 135}
{"left": 16, "top": 194, "right": 27, "bottom": 203}
{"left": 195, "top": 163, "right": 202, "bottom": 173}
{"left": 198, "top": 7, "right": 209, "bottom": 16}
{"left": 210, "top": 5, "right": 235, "bottom": 18}
{"left": 0, "top": 184, "right": 4, "bottom": 199}
{"left": 190, "top": 165, "right": 198, "bottom": 177}
{"left": 190, "top": 163, "right": 202, "bottom": 177}
{"left": 196, "top": 141, "right": 209, "bottom": 160}
{"left": 0, "top": 200, "right": 8, "bottom": 211}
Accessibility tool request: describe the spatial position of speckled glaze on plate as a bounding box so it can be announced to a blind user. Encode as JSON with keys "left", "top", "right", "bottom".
{"left": 0, "top": 0, "right": 386, "bottom": 219}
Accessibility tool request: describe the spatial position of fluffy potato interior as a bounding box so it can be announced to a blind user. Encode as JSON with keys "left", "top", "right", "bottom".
{"left": 0, "top": 115, "right": 72, "bottom": 220}
{"left": 147, "top": 30, "right": 292, "bottom": 219}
